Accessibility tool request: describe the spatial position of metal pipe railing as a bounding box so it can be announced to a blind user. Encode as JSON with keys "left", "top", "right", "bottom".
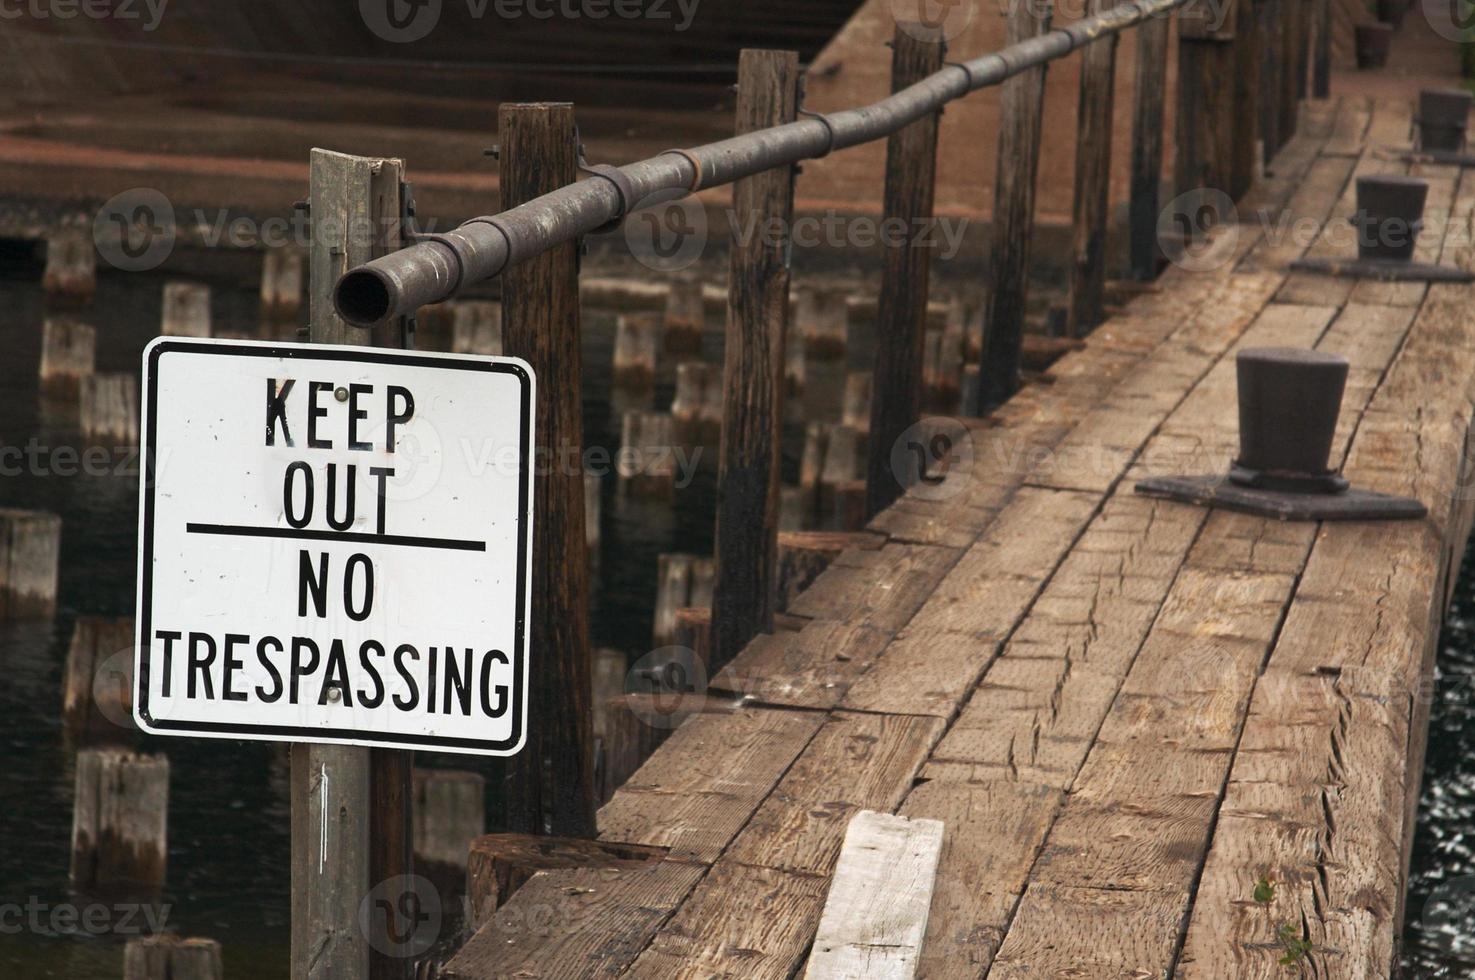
{"left": 333, "top": 0, "right": 1191, "bottom": 326}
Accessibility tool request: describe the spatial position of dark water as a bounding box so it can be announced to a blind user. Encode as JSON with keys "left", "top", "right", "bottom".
{"left": 1401, "top": 544, "right": 1475, "bottom": 977}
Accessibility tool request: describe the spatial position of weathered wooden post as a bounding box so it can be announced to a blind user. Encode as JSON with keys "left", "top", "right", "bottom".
{"left": 1129, "top": 11, "right": 1169, "bottom": 281}
{"left": 1066, "top": 1, "right": 1119, "bottom": 338}
{"left": 796, "top": 286, "right": 848, "bottom": 359}
{"left": 977, "top": 0, "right": 1052, "bottom": 411}
{"left": 654, "top": 553, "right": 715, "bottom": 648}
{"left": 499, "top": 103, "right": 597, "bottom": 837}
{"left": 39, "top": 317, "right": 96, "bottom": 397}
{"left": 1258, "top": 0, "right": 1283, "bottom": 163}
{"left": 260, "top": 246, "right": 305, "bottom": 322}
{"left": 161, "top": 282, "right": 212, "bottom": 337}
{"left": 293, "top": 148, "right": 414, "bottom": 980}
{"left": 619, "top": 410, "right": 678, "bottom": 498}
{"left": 843, "top": 372, "right": 873, "bottom": 435}
{"left": 451, "top": 300, "right": 503, "bottom": 355}
{"left": 411, "top": 768, "right": 486, "bottom": 869}
{"left": 1177, "top": 0, "right": 1239, "bottom": 197}
{"left": 663, "top": 273, "right": 705, "bottom": 355}
{"left": 0, "top": 508, "right": 61, "bottom": 618}
{"left": 80, "top": 374, "right": 139, "bottom": 443}
{"left": 612, "top": 312, "right": 660, "bottom": 389}
{"left": 63, "top": 616, "right": 135, "bottom": 738}
{"left": 43, "top": 226, "right": 96, "bottom": 301}
{"left": 1276, "top": 0, "right": 1298, "bottom": 151}
{"left": 71, "top": 748, "right": 168, "bottom": 889}
{"left": 672, "top": 361, "right": 718, "bottom": 448}
{"left": 710, "top": 50, "right": 799, "bottom": 670}
{"left": 1231, "top": 0, "right": 1259, "bottom": 199}
{"left": 124, "top": 936, "right": 222, "bottom": 980}
{"left": 1312, "top": 0, "right": 1331, "bottom": 98}
{"left": 865, "top": 22, "right": 944, "bottom": 516}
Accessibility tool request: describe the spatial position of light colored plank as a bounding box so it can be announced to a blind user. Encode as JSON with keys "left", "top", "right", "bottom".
{"left": 803, "top": 811, "right": 945, "bottom": 980}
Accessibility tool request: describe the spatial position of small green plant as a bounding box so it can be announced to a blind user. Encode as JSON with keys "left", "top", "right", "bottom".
{"left": 1253, "top": 876, "right": 1275, "bottom": 904}
{"left": 1251, "top": 874, "right": 1316, "bottom": 972}
{"left": 1276, "top": 922, "right": 1314, "bottom": 967}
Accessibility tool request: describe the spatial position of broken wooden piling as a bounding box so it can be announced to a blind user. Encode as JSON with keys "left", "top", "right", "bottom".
{"left": 412, "top": 768, "right": 485, "bottom": 870}
{"left": 43, "top": 227, "right": 96, "bottom": 301}
{"left": 80, "top": 374, "right": 139, "bottom": 443}
{"left": 260, "top": 247, "right": 304, "bottom": 321}
{"left": 451, "top": 300, "right": 503, "bottom": 356}
{"left": 39, "top": 317, "right": 96, "bottom": 397}
{"left": 663, "top": 274, "right": 705, "bottom": 355}
{"left": 653, "top": 552, "right": 715, "bottom": 648}
{"left": 619, "top": 410, "right": 677, "bottom": 498}
{"left": 0, "top": 508, "right": 61, "bottom": 619}
{"left": 63, "top": 616, "right": 136, "bottom": 739}
{"left": 124, "top": 936, "right": 222, "bottom": 980}
{"left": 71, "top": 749, "right": 168, "bottom": 889}
{"left": 161, "top": 282, "right": 211, "bottom": 337}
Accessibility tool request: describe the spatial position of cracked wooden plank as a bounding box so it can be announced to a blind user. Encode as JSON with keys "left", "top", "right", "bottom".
{"left": 709, "top": 620, "right": 892, "bottom": 710}
{"left": 725, "top": 711, "right": 945, "bottom": 876}
{"left": 441, "top": 861, "right": 707, "bottom": 979}
{"left": 597, "top": 707, "right": 825, "bottom": 863}
{"left": 624, "top": 861, "right": 829, "bottom": 980}
{"left": 898, "top": 780, "right": 1062, "bottom": 979}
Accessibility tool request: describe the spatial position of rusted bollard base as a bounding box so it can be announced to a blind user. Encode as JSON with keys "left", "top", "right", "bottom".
{"left": 1288, "top": 257, "right": 1475, "bottom": 283}
{"left": 1135, "top": 474, "right": 1426, "bottom": 521}
{"left": 1398, "top": 147, "right": 1475, "bottom": 166}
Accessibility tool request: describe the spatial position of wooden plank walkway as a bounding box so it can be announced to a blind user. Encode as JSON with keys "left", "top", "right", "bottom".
{"left": 444, "top": 92, "right": 1475, "bottom": 979}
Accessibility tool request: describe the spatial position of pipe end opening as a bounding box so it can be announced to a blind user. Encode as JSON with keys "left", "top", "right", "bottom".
{"left": 334, "top": 269, "right": 393, "bottom": 327}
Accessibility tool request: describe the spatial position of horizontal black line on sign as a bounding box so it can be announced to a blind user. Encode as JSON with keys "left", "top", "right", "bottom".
{"left": 185, "top": 523, "right": 487, "bottom": 553}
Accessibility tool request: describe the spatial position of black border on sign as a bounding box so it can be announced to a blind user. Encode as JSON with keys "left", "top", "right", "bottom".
{"left": 136, "top": 339, "right": 531, "bottom": 755}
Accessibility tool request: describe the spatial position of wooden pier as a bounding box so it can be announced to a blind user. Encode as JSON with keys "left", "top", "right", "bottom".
{"left": 442, "top": 89, "right": 1475, "bottom": 978}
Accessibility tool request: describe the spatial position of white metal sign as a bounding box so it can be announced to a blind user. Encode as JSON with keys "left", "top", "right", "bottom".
{"left": 134, "top": 338, "right": 534, "bottom": 756}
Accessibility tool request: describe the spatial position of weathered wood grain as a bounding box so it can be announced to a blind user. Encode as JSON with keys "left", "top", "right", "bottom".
{"left": 803, "top": 811, "right": 944, "bottom": 980}
{"left": 898, "top": 780, "right": 1061, "bottom": 979}
{"left": 710, "top": 619, "right": 891, "bottom": 710}
{"left": 442, "top": 862, "right": 706, "bottom": 979}
{"left": 867, "top": 24, "right": 944, "bottom": 515}
{"left": 726, "top": 711, "right": 944, "bottom": 875}
{"left": 624, "top": 861, "right": 829, "bottom": 979}
{"left": 598, "top": 707, "right": 824, "bottom": 863}
{"left": 978, "top": 0, "right": 1052, "bottom": 408}
{"left": 787, "top": 542, "right": 961, "bottom": 634}
{"left": 498, "top": 104, "right": 596, "bottom": 836}
{"left": 711, "top": 49, "right": 799, "bottom": 668}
